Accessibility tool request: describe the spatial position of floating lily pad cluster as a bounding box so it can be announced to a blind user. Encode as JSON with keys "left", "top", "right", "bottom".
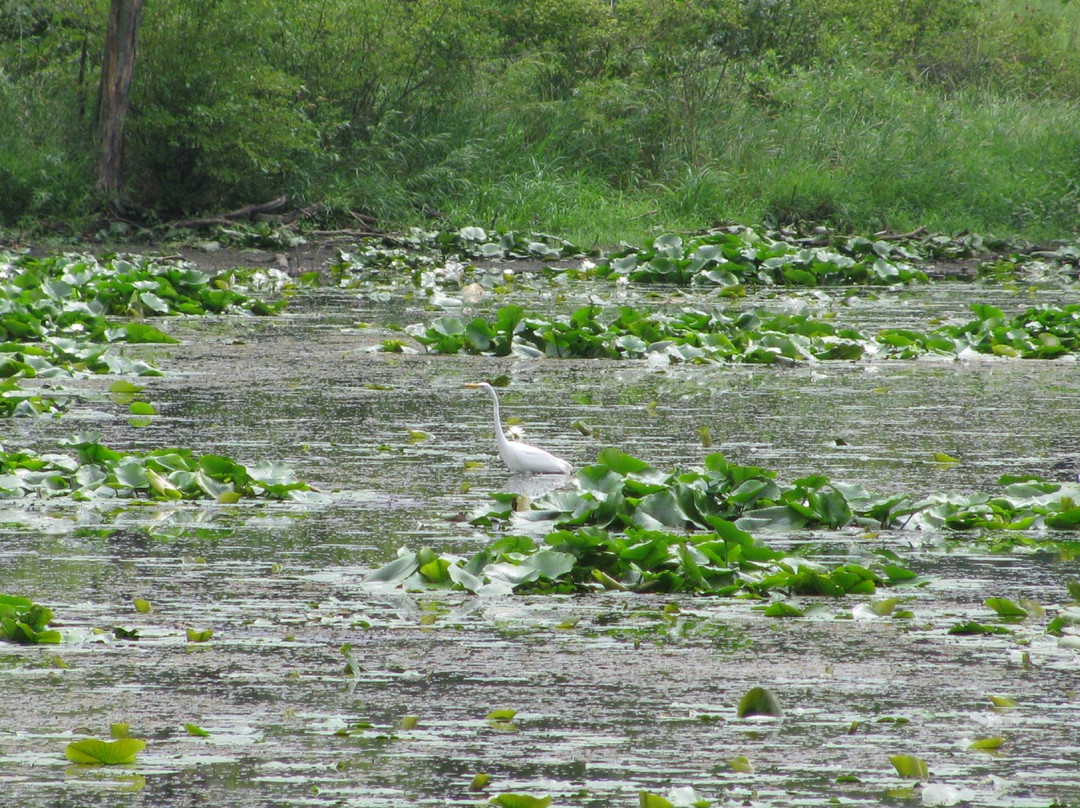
{"left": 364, "top": 523, "right": 913, "bottom": 598}
{"left": 597, "top": 230, "right": 931, "bottom": 287}
{"left": 0, "top": 431, "right": 327, "bottom": 503}
{"left": 333, "top": 227, "right": 589, "bottom": 284}
{"left": 471, "top": 448, "right": 1080, "bottom": 534}
{"left": 1, "top": 251, "right": 286, "bottom": 320}
{"left": 0, "top": 251, "right": 288, "bottom": 416}
{"left": 409, "top": 302, "right": 1080, "bottom": 364}
{"left": 430, "top": 227, "right": 587, "bottom": 261}
{"left": 365, "top": 448, "right": 1080, "bottom": 597}
{"left": 410, "top": 304, "right": 867, "bottom": 363}
{"left": 980, "top": 241, "right": 1080, "bottom": 283}
{"left": 929, "top": 302, "right": 1080, "bottom": 359}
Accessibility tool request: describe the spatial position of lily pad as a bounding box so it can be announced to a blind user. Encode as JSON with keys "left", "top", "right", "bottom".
{"left": 736, "top": 686, "right": 783, "bottom": 718}
{"left": 65, "top": 738, "right": 146, "bottom": 765}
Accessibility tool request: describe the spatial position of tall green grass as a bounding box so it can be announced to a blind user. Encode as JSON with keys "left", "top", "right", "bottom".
{"left": 359, "top": 62, "right": 1080, "bottom": 246}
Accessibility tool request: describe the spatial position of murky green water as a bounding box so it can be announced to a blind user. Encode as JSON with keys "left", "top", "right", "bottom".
{"left": 2, "top": 262, "right": 1080, "bottom": 807}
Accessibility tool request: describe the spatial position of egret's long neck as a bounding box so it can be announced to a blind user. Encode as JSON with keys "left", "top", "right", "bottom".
{"left": 487, "top": 387, "right": 511, "bottom": 451}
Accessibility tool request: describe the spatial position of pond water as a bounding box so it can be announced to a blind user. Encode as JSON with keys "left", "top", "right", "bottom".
{"left": 1, "top": 253, "right": 1079, "bottom": 807}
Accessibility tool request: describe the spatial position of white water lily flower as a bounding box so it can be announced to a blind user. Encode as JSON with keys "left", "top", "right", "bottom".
{"left": 667, "top": 785, "right": 706, "bottom": 806}
{"left": 922, "top": 783, "right": 975, "bottom": 806}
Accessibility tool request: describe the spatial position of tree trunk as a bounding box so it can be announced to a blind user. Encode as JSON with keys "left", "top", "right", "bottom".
{"left": 96, "top": 0, "right": 143, "bottom": 195}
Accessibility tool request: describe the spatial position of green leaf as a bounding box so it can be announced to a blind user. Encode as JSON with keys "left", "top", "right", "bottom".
{"left": 728, "top": 755, "right": 753, "bottom": 773}
{"left": 984, "top": 597, "right": 1028, "bottom": 617}
{"left": 1068, "top": 580, "right": 1080, "bottom": 602}
{"left": 114, "top": 462, "right": 149, "bottom": 489}
{"left": 139, "top": 291, "right": 170, "bottom": 313}
{"left": 186, "top": 628, "right": 213, "bottom": 642}
{"left": 639, "top": 792, "right": 674, "bottom": 808}
{"left": 737, "top": 686, "right": 783, "bottom": 718}
{"left": 362, "top": 549, "right": 418, "bottom": 583}
{"left": 108, "top": 379, "right": 143, "bottom": 405}
{"left": 948, "top": 622, "right": 1011, "bottom": 635}
{"left": 889, "top": 754, "right": 928, "bottom": 781}
{"left": 763, "top": 602, "right": 804, "bottom": 618}
{"left": 65, "top": 738, "right": 146, "bottom": 765}
{"left": 184, "top": 723, "right": 210, "bottom": 737}
{"left": 968, "top": 737, "right": 1005, "bottom": 751}
{"left": 125, "top": 322, "right": 179, "bottom": 344}
{"left": 489, "top": 794, "right": 552, "bottom": 808}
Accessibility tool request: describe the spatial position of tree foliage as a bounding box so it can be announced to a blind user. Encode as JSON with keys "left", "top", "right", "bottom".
{"left": 2, "top": 0, "right": 1080, "bottom": 235}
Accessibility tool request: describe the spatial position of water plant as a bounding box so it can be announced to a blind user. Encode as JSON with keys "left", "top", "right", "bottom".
{"left": 409, "top": 301, "right": 1080, "bottom": 365}
{"left": 0, "top": 431, "right": 327, "bottom": 503}
{"left": 471, "top": 449, "right": 1080, "bottom": 535}
{"left": 64, "top": 737, "right": 147, "bottom": 765}
{"left": 598, "top": 229, "right": 931, "bottom": 287}
{"left": 0, "top": 595, "right": 61, "bottom": 644}
{"left": 364, "top": 447, "right": 1080, "bottom": 600}
{"left": 0, "top": 252, "right": 288, "bottom": 320}
{"left": 0, "top": 251, "right": 295, "bottom": 418}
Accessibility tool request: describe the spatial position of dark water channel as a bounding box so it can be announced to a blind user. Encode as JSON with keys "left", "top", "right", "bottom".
{"left": 1, "top": 263, "right": 1080, "bottom": 807}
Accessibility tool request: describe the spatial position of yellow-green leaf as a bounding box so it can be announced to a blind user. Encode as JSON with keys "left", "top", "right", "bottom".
{"left": 737, "top": 686, "right": 783, "bottom": 718}
{"left": 639, "top": 792, "right": 674, "bottom": 808}
{"left": 489, "top": 794, "right": 551, "bottom": 808}
{"left": 729, "top": 755, "right": 753, "bottom": 773}
{"left": 65, "top": 738, "right": 146, "bottom": 765}
{"left": 969, "top": 737, "right": 1005, "bottom": 751}
{"left": 889, "top": 754, "right": 928, "bottom": 781}
{"left": 985, "top": 597, "right": 1028, "bottom": 617}
{"left": 145, "top": 469, "right": 182, "bottom": 500}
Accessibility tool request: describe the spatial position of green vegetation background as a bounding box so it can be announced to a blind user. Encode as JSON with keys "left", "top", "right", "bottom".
{"left": 3, "top": 0, "right": 1079, "bottom": 243}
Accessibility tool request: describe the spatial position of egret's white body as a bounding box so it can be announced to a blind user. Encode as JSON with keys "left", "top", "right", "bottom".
{"left": 465, "top": 382, "right": 572, "bottom": 475}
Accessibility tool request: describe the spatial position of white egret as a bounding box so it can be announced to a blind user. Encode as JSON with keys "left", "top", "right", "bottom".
{"left": 464, "top": 382, "right": 572, "bottom": 475}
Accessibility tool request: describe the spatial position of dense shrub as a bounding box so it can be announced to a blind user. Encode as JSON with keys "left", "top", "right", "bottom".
{"left": 1, "top": 0, "right": 1079, "bottom": 240}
